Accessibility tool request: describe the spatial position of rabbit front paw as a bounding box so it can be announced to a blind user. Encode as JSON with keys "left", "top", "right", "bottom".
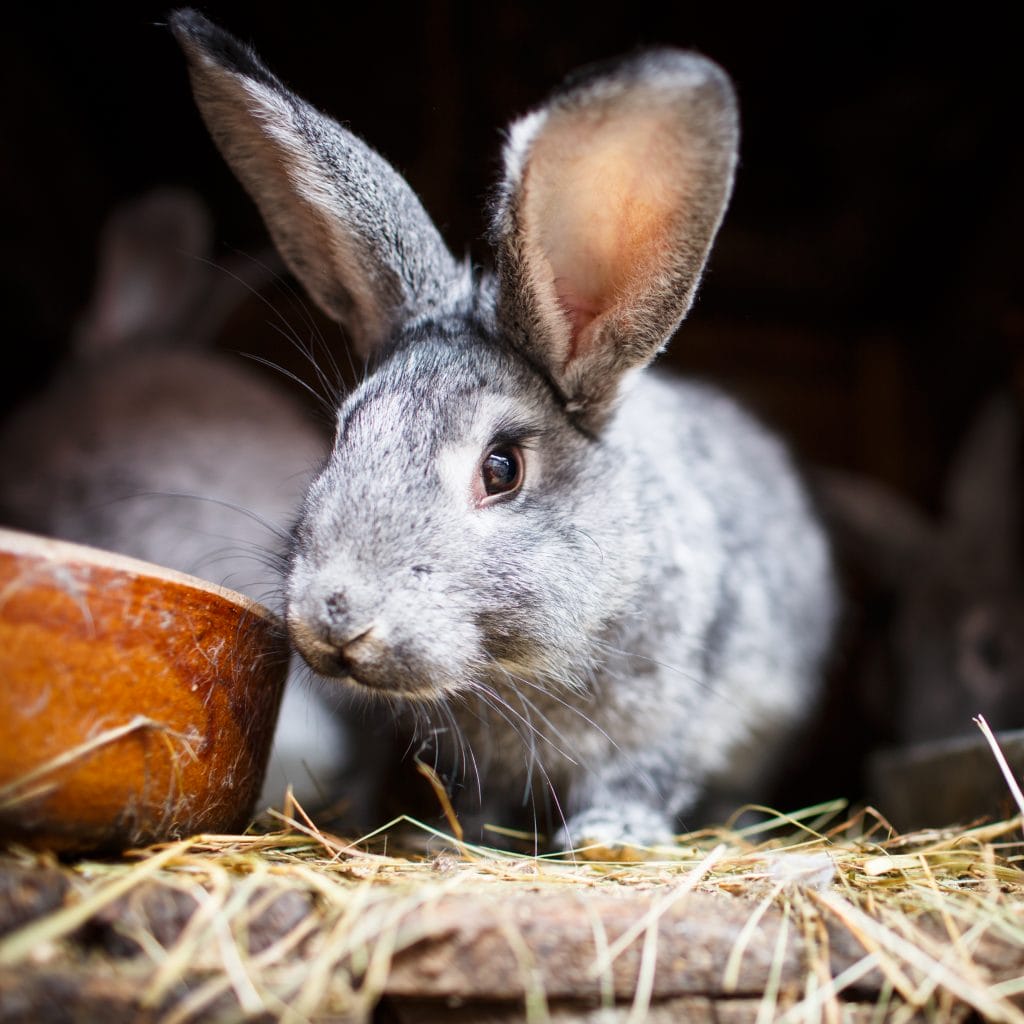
{"left": 555, "top": 805, "right": 677, "bottom": 860}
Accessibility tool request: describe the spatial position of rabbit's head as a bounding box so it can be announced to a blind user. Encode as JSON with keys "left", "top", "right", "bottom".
{"left": 72, "top": 187, "right": 277, "bottom": 360}
{"left": 821, "top": 395, "right": 1024, "bottom": 742}
{"left": 171, "top": 12, "right": 738, "bottom": 703}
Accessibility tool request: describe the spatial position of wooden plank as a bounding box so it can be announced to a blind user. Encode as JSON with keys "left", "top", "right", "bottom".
{"left": 1, "top": 863, "right": 1020, "bottom": 1021}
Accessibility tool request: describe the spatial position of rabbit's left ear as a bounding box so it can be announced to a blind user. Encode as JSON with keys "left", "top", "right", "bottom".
{"left": 491, "top": 51, "right": 738, "bottom": 429}
{"left": 170, "top": 9, "right": 462, "bottom": 359}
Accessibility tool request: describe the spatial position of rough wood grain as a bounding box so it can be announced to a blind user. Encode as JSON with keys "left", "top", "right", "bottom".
{"left": 0, "top": 860, "right": 1020, "bottom": 1023}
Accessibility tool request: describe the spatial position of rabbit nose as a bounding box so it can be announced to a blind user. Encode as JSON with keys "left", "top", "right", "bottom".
{"left": 288, "top": 591, "right": 380, "bottom": 677}
{"left": 321, "top": 591, "right": 375, "bottom": 645}
{"left": 296, "top": 622, "right": 378, "bottom": 678}
{"left": 326, "top": 627, "right": 376, "bottom": 676}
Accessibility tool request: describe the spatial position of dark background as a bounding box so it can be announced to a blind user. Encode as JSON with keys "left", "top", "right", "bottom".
{"left": 2, "top": 4, "right": 1022, "bottom": 808}
{"left": 4, "top": 5, "right": 1021, "bottom": 498}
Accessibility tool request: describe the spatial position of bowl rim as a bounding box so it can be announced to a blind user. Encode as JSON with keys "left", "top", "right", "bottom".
{"left": 0, "top": 527, "right": 280, "bottom": 624}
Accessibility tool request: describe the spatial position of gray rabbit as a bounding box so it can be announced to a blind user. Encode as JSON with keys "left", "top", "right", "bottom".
{"left": 0, "top": 187, "right": 347, "bottom": 812}
{"left": 820, "top": 395, "right": 1024, "bottom": 746}
{"left": 172, "top": 11, "right": 837, "bottom": 850}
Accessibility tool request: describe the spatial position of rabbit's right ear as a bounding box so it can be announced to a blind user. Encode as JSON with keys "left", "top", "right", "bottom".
{"left": 490, "top": 51, "right": 738, "bottom": 430}
{"left": 170, "top": 10, "right": 463, "bottom": 358}
{"left": 943, "top": 394, "right": 1022, "bottom": 581}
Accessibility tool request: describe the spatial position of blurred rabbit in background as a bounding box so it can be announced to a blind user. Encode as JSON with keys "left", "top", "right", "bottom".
{"left": 821, "top": 394, "right": 1024, "bottom": 746}
{"left": 0, "top": 188, "right": 350, "bottom": 813}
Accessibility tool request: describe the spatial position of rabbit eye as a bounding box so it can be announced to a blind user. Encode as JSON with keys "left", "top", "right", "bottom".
{"left": 480, "top": 445, "right": 523, "bottom": 501}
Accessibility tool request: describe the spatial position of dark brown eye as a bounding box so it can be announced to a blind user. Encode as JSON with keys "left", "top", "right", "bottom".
{"left": 480, "top": 445, "right": 523, "bottom": 498}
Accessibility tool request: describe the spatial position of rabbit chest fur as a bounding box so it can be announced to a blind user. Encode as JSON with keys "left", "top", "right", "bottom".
{"left": 172, "top": 10, "right": 837, "bottom": 850}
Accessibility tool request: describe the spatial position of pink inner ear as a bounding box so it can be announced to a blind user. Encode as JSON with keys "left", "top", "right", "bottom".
{"left": 553, "top": 277, "right": 603, "bottom": 363}
{"left": 524, "top": 107, "right": 688, "bottom": 369}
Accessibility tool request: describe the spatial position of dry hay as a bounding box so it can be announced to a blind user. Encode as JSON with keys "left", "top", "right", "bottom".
{"left": 0, "top": 718, "right": 1021, "bottom": 1022}
{"left": 0, "top": 792, "right": 1023, "bottom": 1024}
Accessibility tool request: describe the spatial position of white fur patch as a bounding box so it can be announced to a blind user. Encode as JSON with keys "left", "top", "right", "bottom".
{"left": 437, "top": 440, "right": 482, "bottom": 507}
{"left": 436, "top": 394, "right": 543, "bottom": 515}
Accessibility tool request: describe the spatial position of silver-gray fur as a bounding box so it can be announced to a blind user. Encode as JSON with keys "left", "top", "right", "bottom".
{"left": 172, "top": 15, "right": 469, "bottom": 359}
{"left": 171, "top": 10, "right": 837, "bottom": 850}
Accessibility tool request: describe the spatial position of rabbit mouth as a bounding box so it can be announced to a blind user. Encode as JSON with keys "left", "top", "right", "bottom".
{"left": 304, "top": 650, "right": 451, "bottom": 701}
{"left": 338, "top": 668, "right": 444, "bottom": 701}
{"left": 288, "top": 613, "right": 462, "bottom": 699}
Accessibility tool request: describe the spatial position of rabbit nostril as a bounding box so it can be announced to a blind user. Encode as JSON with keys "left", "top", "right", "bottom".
{"left": 324, "top": 592, "right": 348, "bottom": 621}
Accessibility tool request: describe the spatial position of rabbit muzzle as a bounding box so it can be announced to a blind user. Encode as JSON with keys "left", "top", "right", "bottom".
{"left": 285, "top": 558, "right": 487, "bottom": 700}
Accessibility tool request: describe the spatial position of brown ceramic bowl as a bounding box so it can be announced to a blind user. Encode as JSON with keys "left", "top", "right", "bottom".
{"left": 0, "top": 528, "right": 288, "bottom": 852}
